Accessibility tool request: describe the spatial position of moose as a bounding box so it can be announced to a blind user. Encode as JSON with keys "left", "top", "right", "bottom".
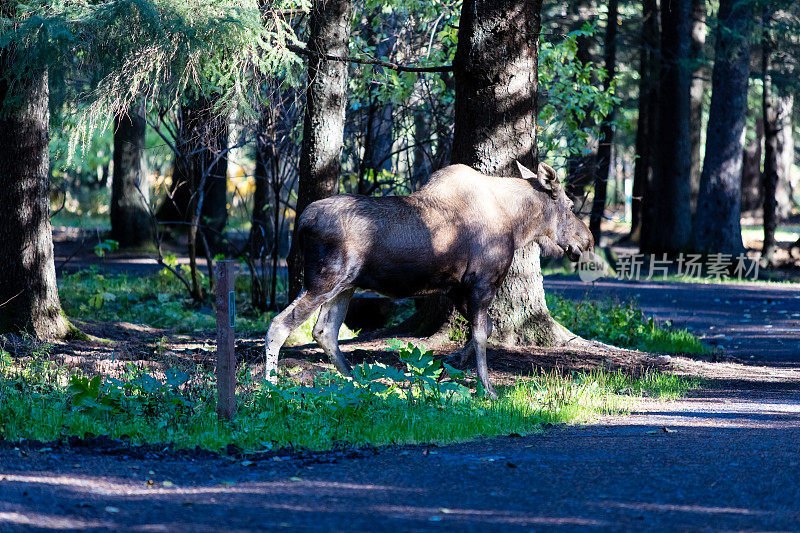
{"left": 265, "top": 162, "right": 594, "bottom": 398}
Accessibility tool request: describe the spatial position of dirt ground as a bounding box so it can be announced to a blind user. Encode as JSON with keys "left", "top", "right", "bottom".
{"left": 2, "top": 235, "right": 800, "bottom": 531}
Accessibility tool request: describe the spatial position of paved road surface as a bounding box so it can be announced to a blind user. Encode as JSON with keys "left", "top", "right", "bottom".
{"left": 544, "top": 276, "right": 800, "bottom": 364}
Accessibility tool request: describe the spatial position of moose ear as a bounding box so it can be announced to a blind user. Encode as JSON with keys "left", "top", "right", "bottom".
{"left": 537, "top": 162, "right": 559, "bottom": 188}
{"left": 516, "top": 160, "right": 537, "bottom": 181}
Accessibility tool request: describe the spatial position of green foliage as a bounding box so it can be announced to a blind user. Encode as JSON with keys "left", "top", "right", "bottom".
{"left": 59, "top": 268, "right": 356, "bottom": 340}
{"left": 1, "top": 0, "right": 306, "bottom": 151}
{"left": 0, "top": 343, "right": 696, "bottom": 451}
{"left": 92, "top": 239, "right": 119, "bottom": 258}
{"left": 547, "top": 295, "right": 711, "bottom": 355}
{"left": 537, "top": 24, "right": 621, "bottom": 168}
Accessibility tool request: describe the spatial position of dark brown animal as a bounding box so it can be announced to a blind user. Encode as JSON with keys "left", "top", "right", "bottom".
{"left": 266, "top": 162, "right": 594, "bottom": 397}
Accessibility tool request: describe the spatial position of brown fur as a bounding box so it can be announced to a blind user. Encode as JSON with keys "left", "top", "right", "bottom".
{"left": 266, "top": 163, "right": 593, "bottom": 398}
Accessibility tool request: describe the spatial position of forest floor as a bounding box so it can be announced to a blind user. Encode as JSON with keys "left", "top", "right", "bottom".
{"left": 2, "top": 236, "right": 800, "bottom": 530}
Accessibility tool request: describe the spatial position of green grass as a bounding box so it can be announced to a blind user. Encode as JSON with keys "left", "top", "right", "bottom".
{"left": 58, "top": 268, "right": 356, "bottom": 343}
{"left": 0, "top": 344, "right": 696, "bottom": 452}
{"left": 547, "top": 295, "right": 711, "bottom": 355}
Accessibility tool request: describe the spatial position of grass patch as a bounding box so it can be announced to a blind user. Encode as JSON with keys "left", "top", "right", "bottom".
{"left": 0, "top": 341, "right": 696, "bottom": 452}
{"left": 547, "top": 295, "right": 711, "bottom": 355}
{"left": 58, "top": 268, "right": 355, "bottom": 343}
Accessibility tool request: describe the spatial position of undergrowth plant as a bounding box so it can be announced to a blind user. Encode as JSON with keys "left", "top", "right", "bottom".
{"left": 58, "top": 268, "right": 356, "bottom": 342}
{"left": 546, "top": 295, "right": 711, "bottom": 355}
{"left": 0, "top": 340, "right": 697, "bottom": 452}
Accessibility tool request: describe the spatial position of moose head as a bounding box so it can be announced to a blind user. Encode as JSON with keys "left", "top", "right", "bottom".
{"left": 517, "top": 161, "right": 594, "bottom": 262}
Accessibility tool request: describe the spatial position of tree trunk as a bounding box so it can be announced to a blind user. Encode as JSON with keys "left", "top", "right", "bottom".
{"left": 357, "top": 16, "right": 395, "bottom": 195}
{"left": 157, "top": 97, "right": 228, "bottom": 251}
{"left": 451, "top": 0, "right": 571, "bottom": 346}
{"left": 762, "top": 27, "right": 778, "bottom": 264}
{"left": 411, "top": 108, "right": 433, "bottom": 190}
{"left": 357, "top": 93, "right": 393, "bottom": 195}
{"left": 740, "top": 117, "right": 763, "bottom": 213}
{"left": 630, "top": 0, "right": 659, "bottom": 242}
{"left": 689, "top": 0, "right": 707, "bottom": 211}
{"left": 692, "top": 0, "right": 752, "bottom": 255}
{"left": 287, "top": 0, "right": 353, "bottom": 301}
{"left": 641, "top": 0, "right": 693, "bottom": 254}
{"left": 774, "top": 94, "right": 794, "bottom": 221}
{"left": 111, "top": 109, "right": 152, "bottom": 248}
{"left": 250, "top": 107, "right": 274, "bottom": 261}
{"left": 588, "top": 0, "right": 618, "bottom": 245}
{"left": 0, "top": 62, "right": 70, "bottom": 340}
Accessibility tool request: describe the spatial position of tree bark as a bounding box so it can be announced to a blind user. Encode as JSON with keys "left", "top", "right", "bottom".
{"left": 250, "top": 107, "right": 274, "bottom": 262}
{"left": 762, "top": 27, "right": 778, "bottom": 264}
{"left": 774, "top": 94, "right": 794, "bottom": 221}
{"left": 589, "top": 0, "right": 618, "bottom": 245}
{"left": 411, "top": 108, "right": 433, "bottom": 190}
{"left": 287, "top": 0, "right": 353, "bottom": 301}
{"left": 740, "top": 116, "right": 763, "bottom": 213}
{"left": 450, "top": 0, "right": 571, "bottom": 346}
{"left": 689, "top": 0, "right": 707, "bottom": 211}
{"left": 357, "top": 15, "right": 395, "bottom": 195}
{"left": 0, "top": 60, "right": 70, "bottom": 339}
{"left": 111, "top": 109, "right": 152, "bottom": 248}
{"left": 692, "top": 0, "right": 752, "bottom": 255}
{"left": 641, "top": 0, "right": 693, "bottom": 254}
{"left": 630, "top": 0, "right": 659, "bottom": 242}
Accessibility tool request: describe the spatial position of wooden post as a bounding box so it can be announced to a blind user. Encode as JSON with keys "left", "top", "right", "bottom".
{"left": 215, "top": 260, "right": 237, "bottom": 420}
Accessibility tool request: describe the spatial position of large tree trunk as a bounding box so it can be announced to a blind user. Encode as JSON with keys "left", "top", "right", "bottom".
{"left": 287, "top": 0, "right": 352, "bottom": 301}
{"left": 110, "top": 110, "right": 152, "bottom": 248}
{"left": 451, "top": 0, "right": 571, "bottom": 346}
{"left": 641, "top": 0, "right": 693, "bottom": 254}
{"left": 0, "top": 62, "right": 70, "bottom": 340}
{"left": 689, "top": 0, "right": 707, "bottom": 211}
{"left": 588, "top": 0, "right": 618, "bottom": 245}
{"left": 692, "top": 0, "right": 752, "bottom": 255}
{"left": 630, "top": 0, "right": 659, "bottom": 242}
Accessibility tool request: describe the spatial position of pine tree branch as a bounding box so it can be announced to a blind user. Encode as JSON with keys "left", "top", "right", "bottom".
{"left": 286, "top": 44, "right": 453, "bottom": 73}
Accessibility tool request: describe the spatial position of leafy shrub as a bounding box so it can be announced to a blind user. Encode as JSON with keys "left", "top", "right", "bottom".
{"left": 547, "top": 295, "right": 710, "bottom": 354}
{"left": 0, "top": 341, "right": 696, "bottom": 451}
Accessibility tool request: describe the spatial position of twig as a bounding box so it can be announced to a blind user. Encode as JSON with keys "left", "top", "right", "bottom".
{"left": 286, "top": 44, "right": 453, "bottom": 73}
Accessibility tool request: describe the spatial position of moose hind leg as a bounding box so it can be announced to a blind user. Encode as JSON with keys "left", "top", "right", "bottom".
{"left": 313, "top": 288, "right": 355, "bottom": 376}
{"left": 265, "top": 290, "right": 328, "bottom": 381}
{"left": 469, "top": 285, "right": 497, "bottom": 399}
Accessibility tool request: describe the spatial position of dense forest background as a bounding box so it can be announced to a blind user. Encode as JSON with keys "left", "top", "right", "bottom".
{"left": 1, "top": 0, "right": 799, "bottom": 340}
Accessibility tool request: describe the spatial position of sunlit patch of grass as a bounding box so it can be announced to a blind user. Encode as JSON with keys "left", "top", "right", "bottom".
{"left": 547, "top": 295, "right": 711, "bottom": 355}
{"left": 0, "top": 344, "right": 696, "bottom": 452}
{"left": 58, "top": 268, "right": 355, "bottom": 340}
